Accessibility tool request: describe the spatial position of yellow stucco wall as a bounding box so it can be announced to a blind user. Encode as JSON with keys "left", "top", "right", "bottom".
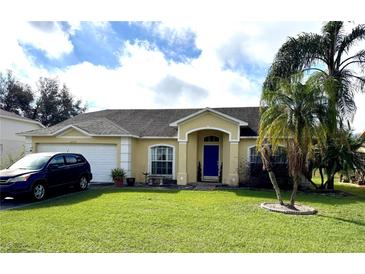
{"left": 132, "top": 139, "right": 179, "bottom": 182}
{"left": 222, "top": 134, "right": 230, "bottom": 184}
{"left": 238, "top": 138, "right": 257, "bottom": 163}
{"left": 187, "top": 132, "right": 198, "bottom": 182}
{"left": 58, "top": 128, "right": 87, "bottom": 137}
{"left": 178, "top": 112, "right": 239, "bottom": 141}
{"left": 238, "top": 138, "right": 258, "bottom": 181}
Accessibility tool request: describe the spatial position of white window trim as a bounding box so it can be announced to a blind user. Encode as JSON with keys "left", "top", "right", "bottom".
{"left": 148, "top": 144, "right": 176, "bottom": 179}
{"left": 247, "top": 145, "right": 259, "bottom": 164}
{"left": 247, "top": 145, "right": 287, "bottom": 164}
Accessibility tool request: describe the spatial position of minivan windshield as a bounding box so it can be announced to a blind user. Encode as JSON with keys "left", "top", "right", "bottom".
{"left": 8, "top": 154, "right": 52, "bottom": 170}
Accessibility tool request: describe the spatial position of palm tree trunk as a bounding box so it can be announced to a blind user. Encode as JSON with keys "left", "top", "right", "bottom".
{"left": 319, "top": 167, "right": 324, "bottom": 189}
{"left": 290, "top": 176, "right": 300, "bottom": 208}
{"left": 267, "top": 170, "right": 284, "bottom": 205}
{"left": 260, "top": 145, "right": 284, "bottom": 205}
{"left": 326, "top": 176, "right": 335, "bottom": 190}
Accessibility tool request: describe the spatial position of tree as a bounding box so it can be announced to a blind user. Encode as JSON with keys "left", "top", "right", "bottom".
{"left": 260, "top": 143, "right": 284, "bottom": 205}
{"left": 1, "top": 71, "right": 86, "bottom": 126}
{"left": 0, "top": 70, "right": 34, "bottom": 117}
{"left": 33, "top": 77, "right": 86, "bottom": 126}
{"left": 314, "top": 129, "right": 365, "bottom": 188}
{"left": 57, "top": 84, "right": 85, "bottom": 124}
{"left": 258, "top": 74, "right": 326, "bottom": 207}
{"left": 264, "top": 21, "right": 365, "bottom": 189}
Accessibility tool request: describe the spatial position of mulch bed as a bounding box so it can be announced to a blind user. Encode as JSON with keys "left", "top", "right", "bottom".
{"left": 261, "top": 202, "right": 318, "bottom": 215}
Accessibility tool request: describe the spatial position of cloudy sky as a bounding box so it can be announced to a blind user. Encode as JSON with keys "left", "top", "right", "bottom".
{"left": 1, "top": 21, "right": 364, "bottom": 132}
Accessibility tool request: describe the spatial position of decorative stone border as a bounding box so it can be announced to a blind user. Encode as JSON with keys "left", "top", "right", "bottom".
{"left": 260, "top": 202, "right": 318, "bottom": 215}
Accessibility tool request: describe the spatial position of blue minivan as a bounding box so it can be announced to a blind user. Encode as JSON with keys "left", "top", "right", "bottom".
{"left": 0, "top": 152, "right": 92, "bottom": 201}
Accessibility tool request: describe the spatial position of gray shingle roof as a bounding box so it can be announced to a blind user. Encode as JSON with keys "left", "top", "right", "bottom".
{"left": 20, "top": 107, "right": 260, "bottom": 137}
{"left": 0, "top": 109, "right": 43, "bottom": 125}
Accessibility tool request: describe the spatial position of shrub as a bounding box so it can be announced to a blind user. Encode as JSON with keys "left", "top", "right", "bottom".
{"left": 111, "top": 168, "right": 126, "bottom": 180}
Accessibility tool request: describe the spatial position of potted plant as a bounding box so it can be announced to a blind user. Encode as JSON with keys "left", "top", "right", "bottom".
{"left": 126, "top": 177, "right": 135, "bottom": 186}
{"left": 142, "top": 172, "right": 149, "bottom": 185}
{"left": 111, "top": 168, "right": 126, "bottom": 187}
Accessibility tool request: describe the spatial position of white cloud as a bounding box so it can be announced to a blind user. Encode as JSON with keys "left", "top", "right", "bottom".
{"left": 17, "top": 22, "right": 73, "bottom": 59}
{"left": 0, "top": 23, "right": 49, "bottom": 84}
{"left": 54, "top": 40, "right": 259, "bottom": 111}
{"left": 2, "top": 21, "right": 364, "bottom": 133}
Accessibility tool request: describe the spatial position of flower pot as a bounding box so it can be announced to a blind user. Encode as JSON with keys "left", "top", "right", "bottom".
{"left": 126, "top": 177, "right": 135, "bottom": 186}
{"left": 113, "top": 178, "right": 124, "bottom": 187}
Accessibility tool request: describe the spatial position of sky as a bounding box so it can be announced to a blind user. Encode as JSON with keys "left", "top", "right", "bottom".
{"left": 0, "top": 21, "right": 364, "bottom": 132}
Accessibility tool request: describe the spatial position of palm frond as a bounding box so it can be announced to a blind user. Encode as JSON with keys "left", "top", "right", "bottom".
{"left": 337, "top": 24, "right": 365, "bottom": 64}
{"left": 264, "top": 33, "right": 325, "bottom": 89}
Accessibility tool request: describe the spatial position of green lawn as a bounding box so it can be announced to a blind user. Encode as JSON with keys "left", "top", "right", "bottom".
{"left": 0, "top": 183, "right": 364, "bottom": 252}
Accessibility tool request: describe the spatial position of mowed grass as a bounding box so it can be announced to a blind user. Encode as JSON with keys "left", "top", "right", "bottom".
{"left": 0, "top": 183, "right": 364, "bottom": 252}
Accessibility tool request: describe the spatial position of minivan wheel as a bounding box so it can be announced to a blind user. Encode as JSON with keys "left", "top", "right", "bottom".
{"left": 32, "top": 183, "right": 46, "bottom": 201}
{"left": 78, "top": 176, "right": 89, "bottom": 190}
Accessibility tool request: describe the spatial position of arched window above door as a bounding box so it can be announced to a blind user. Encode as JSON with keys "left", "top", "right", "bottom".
{"left": 204, "top": 136, "right": 219, "bottom": 142}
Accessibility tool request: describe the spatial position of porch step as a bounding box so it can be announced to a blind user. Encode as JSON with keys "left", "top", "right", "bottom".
{"left": 194, "top": 183, "right": 219, "bottom": 190}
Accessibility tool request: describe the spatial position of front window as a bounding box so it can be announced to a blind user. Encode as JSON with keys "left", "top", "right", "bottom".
{"left": 151, "top": 146, "right": 173, "bottom": 176}
{"left": 249, "top": 147, "right": 262, "bottom": 164}
{"left": 249, "top": 146, "right": 287, "bottom": 164}
{"left": 9, "top": 154, "right": 52, "bottom": 170}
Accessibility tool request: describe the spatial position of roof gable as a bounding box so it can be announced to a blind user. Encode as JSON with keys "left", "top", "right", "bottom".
{"left": 53, "top": 125, "right": 92, "bottom": 137}
{"left": 169, "top": 107, "right": 248, "bottom": 126}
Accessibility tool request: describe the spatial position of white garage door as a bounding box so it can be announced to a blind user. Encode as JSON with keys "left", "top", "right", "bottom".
{"left": 37, "top": 143, "right": 117, "bottom": 182}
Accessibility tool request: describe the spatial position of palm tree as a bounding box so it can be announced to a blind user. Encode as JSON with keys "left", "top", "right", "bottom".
{"left": 260, "top": 143, "right": 284, "bottom": 205}
{"left": 265, "top": 21, "right": 365, "bottom": 189}
{"left": 258, "top": 74, "right": 326, "bottom": 208}
{"left": 319, "top": 129, "right": 365, "bottom": 187}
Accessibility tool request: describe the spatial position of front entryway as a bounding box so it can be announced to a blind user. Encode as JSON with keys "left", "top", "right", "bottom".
{"left": 203, "top": 145, "right": 219, "bottom": 181}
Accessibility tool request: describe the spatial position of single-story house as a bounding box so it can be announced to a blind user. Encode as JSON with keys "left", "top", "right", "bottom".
{"left": 0, "top": 109, "right": 44, "bottom": 168}
{"left": 19, "top": 107, "right": 285, "bottom": 185}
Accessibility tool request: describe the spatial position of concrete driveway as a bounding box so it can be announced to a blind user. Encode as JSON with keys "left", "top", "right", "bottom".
{"left": 0, "top": 197, "right": 32, "bottom": 210}
{"left": 0, "top": 186, "right": 86, "bottom": 211}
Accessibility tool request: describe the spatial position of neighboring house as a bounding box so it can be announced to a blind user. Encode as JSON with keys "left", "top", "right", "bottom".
{"left": 19, "top": 107, "right": 285, "bottom": 184}
{"left": 0, "top": 109, "right": 44, "bottom": 168}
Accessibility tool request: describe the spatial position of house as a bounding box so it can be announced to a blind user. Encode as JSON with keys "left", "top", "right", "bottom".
{"left": 19, "top": 107, "right": 285, "bottom": 185}
{"left": 0, "top": 109, "right": 44, "bottom": 168}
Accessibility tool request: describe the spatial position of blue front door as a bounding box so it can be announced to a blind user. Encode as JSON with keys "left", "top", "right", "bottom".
{"left": 203, "top": 145, "right": 219, "bottom": 177}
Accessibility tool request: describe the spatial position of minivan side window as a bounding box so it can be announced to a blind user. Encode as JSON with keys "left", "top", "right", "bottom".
{"left": 65, "top": 155, "right": 78, "bottom": 164}
{"left": 49, "top": 156, "right": 65, "bottom": 167}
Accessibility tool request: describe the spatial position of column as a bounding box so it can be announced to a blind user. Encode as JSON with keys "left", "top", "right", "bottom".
{"left": 25, "top": 137, "right": 33, "bottom": 155}
{"left": 120, "top": 137, "right": 132, "bottom": 177}
{"left": 177, "top": 141, "right": 187, "bottom": 185}
{"left": 228, "top": 141, "right": 239, "bottom": 186}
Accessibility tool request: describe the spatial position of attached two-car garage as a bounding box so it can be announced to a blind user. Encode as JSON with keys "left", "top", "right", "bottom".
{"left": 37, "top": 143, "right": 117, "bottom": 182}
